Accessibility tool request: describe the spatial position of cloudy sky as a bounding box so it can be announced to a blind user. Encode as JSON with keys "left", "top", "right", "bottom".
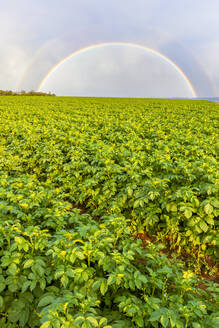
{"left": 1, "top": 0, "right": 219, "bottom": 97}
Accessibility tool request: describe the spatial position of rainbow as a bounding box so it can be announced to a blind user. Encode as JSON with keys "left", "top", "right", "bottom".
{"left": 37, "top": 42, "right": 197, "bottom": 97}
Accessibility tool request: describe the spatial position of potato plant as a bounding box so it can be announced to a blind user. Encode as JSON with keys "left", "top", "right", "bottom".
{"left": 0, "top": 96, "right": 218, "bottom": 327}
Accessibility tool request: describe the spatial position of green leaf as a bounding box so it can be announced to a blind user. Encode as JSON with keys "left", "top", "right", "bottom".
{"left": 74, "top": 316, "right": 85, "bottom": 325}
{"left": 40, "top": 322, "right": 51, "bottom": 328}
{"left": 54, "top": 269, "right": 65, "bottom": 279}
{"left": 61, "top": 274, "right": 69, "bottom": 288}
{"left": 205, "top": 216, "right": 214, "bottom": 225}
{"left": 135, "top": 279, "right": 142, "bottom": 289}
{"left": 24, "top": 259, "right": 34, "bottom": 269}
{"left": 38, "top": 295, "right": 54, "bottom": 307}
{"left": 127, "top": 187, "right": 133, "bottom": 196}
{"left": 139, "top": 274, "right": 148, "bottom": 284}
{"left": 19, "top": 310, "right": 29, "bottom": 327}
{"left": 8, "top": 309, "right": 19, "bottom": 323}
{"left": 167, "top": 202, "right": 177, "bottom": 212}
{"left": 192, "top": 323, "right": 201, "bottom": 328}
{"left": 92, "top": 280, "right": 101, "bottom": 291}
{"left": 23, "top": 243, "right": 29, "bottom": 252}
{"left": 0, "top": 282, "right": 6, "bottom": 293}
{"left": 100, "top": 281, "right": 108, "bottom": 295}
{"left": 99, "top": 318, "right": 107, "bottom": 327}
{"left": 211, "top": 199, "right": 219, "bottom": 208}
{"left": 8, "top": 281, "right": 19, "bottom": 292}
{"left": 107, "top": 276, "right": 115, "bottom": 285}
{"left": 30, "top": 280, "right": 37, "bottom": 291}
{"left": 21, "top": 280, "right": 31, "bottom": 293}
{"left": 8, "top": 263, "right": 17, "bottom": 276}
{"left": 192, "top": 197, "right": 200, "bottom": 208}
{"left": 82, "top": 271, "right": 88, "bottom": 281}
{"left": 36, "top": 265, "right": 45, "bottom": 277}
{"left": 158, "top": 267, "right": 172, "bottom": 274}
{"left": 66, "top": 267, "right": 74, "bottom": 278}
{"left": 170, "top": 203, "right": 177, "bottom": 212}
{"left": 166, "top": 203, "right": 171, "bottom": 212}
{"left": 129, "top": 280, "right": 135, "bottom": 290}
{"left": 135, "top": 316, "right": 144, "bottom": 327}
{"left": 149, "top": 310, "right": 162, "bottom": 322}
{"left": 87, "top": 317, "right": 98, "bottom": 327}
{"left": 204, "top": 203, "right": 213, "bottom": 215}
{"left": 15, "top": 236, "right": 23, "bottom": 245}
{"left": 188, "top": 218, "right": 198, "bottom": 227}
{"left": 199, "top": 220, "right": 208, "bottom": 232}
{"left": 76, "top": 251, "right": 85, "bottom": 260}
{"left": 40, "top": 279, "right": 46, "bottom": 291}
{"left": 69, "top": 252, "right": 76, "bottom": 264}
{"left": 8, "top": 301, "right": 25, "bottom": 324}
{"left": 169, "top": 314, "right": 177, "bottom": 327}
{"left": 134, "top": 200, "right": 140, "bottom": 208}
{"left": 0, "top": 296, "right": 3, "bottom": 308}
{"left": 175, "top": 321, "right": 184, "bottom": 328}
{"left": 184, "top": 208, "right": 192, "bottom": 219}
{"left": 160, "top": 315, "right": 169, "bottom": 328}
{"left": 194, "top": 225, "right": 202, "bottom": 234}
{"left": 82, "top": 322, "right": 87, "bottom": 328}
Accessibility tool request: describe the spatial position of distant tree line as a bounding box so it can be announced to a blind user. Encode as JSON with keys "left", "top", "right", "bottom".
{"left": 0, "top": 90, "right": 56, "bottom": 96}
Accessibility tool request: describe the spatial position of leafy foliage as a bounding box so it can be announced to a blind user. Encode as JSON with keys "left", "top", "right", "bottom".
{"left": 0, "top": 90, "right": 55, "bottom": 96}
{"left": 0, "top": 96, "right": 218, "bottom": 327}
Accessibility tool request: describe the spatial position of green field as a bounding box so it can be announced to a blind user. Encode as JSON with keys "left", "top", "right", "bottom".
{"left": 0, "top": 96, "right": 218, "bottom": 327}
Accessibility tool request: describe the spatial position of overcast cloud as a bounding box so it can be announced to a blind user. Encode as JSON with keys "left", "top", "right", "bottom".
{"left": 0, "top": 0, "right": 219, "bottom": 97}
{"left": 41, "top": 45, "right": 195, "bottom": 98}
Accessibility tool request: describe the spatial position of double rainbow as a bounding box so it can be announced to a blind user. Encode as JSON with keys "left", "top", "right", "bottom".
{"left": 36, "top": 42, "right": 197, "bottom": 97}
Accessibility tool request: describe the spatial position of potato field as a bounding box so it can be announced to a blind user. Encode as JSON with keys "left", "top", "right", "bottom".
{"left": 0, "top": 96, "right": 218, "bottom": 327}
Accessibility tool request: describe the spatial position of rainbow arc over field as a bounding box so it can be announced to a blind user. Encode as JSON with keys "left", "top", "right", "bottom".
{"left": 37, "top": 42, "right": 197, "bottom": 97}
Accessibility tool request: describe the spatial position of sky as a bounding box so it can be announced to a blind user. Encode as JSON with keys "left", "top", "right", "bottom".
{"left": 0, "top": 0, "right": 219, "bottom": 97}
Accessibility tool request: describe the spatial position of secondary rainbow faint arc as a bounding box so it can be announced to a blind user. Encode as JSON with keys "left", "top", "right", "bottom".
{"left": 37, "top": 42, "right": 197, "bottom": 97}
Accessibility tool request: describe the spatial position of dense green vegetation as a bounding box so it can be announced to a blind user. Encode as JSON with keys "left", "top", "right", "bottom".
{"left": 0, "top": 96, "right": 218, "bottom": 327}
{"left": 0, "top": 90, "right": 55, "bottom": 96}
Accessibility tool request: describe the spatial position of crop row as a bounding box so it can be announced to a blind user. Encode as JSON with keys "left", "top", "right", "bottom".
{"left": 0, "top": 96, "right": 218, "bottom": 327}
{"left": 1, "top": 97, "right": 218, "bottom": 260}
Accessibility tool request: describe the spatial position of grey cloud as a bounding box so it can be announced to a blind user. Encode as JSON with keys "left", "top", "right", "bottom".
{"left": 40, "top": 45, "right": 195, "bottom": 97}
{"left": 0, "top": 0, "right": 219, "bottom": 96}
